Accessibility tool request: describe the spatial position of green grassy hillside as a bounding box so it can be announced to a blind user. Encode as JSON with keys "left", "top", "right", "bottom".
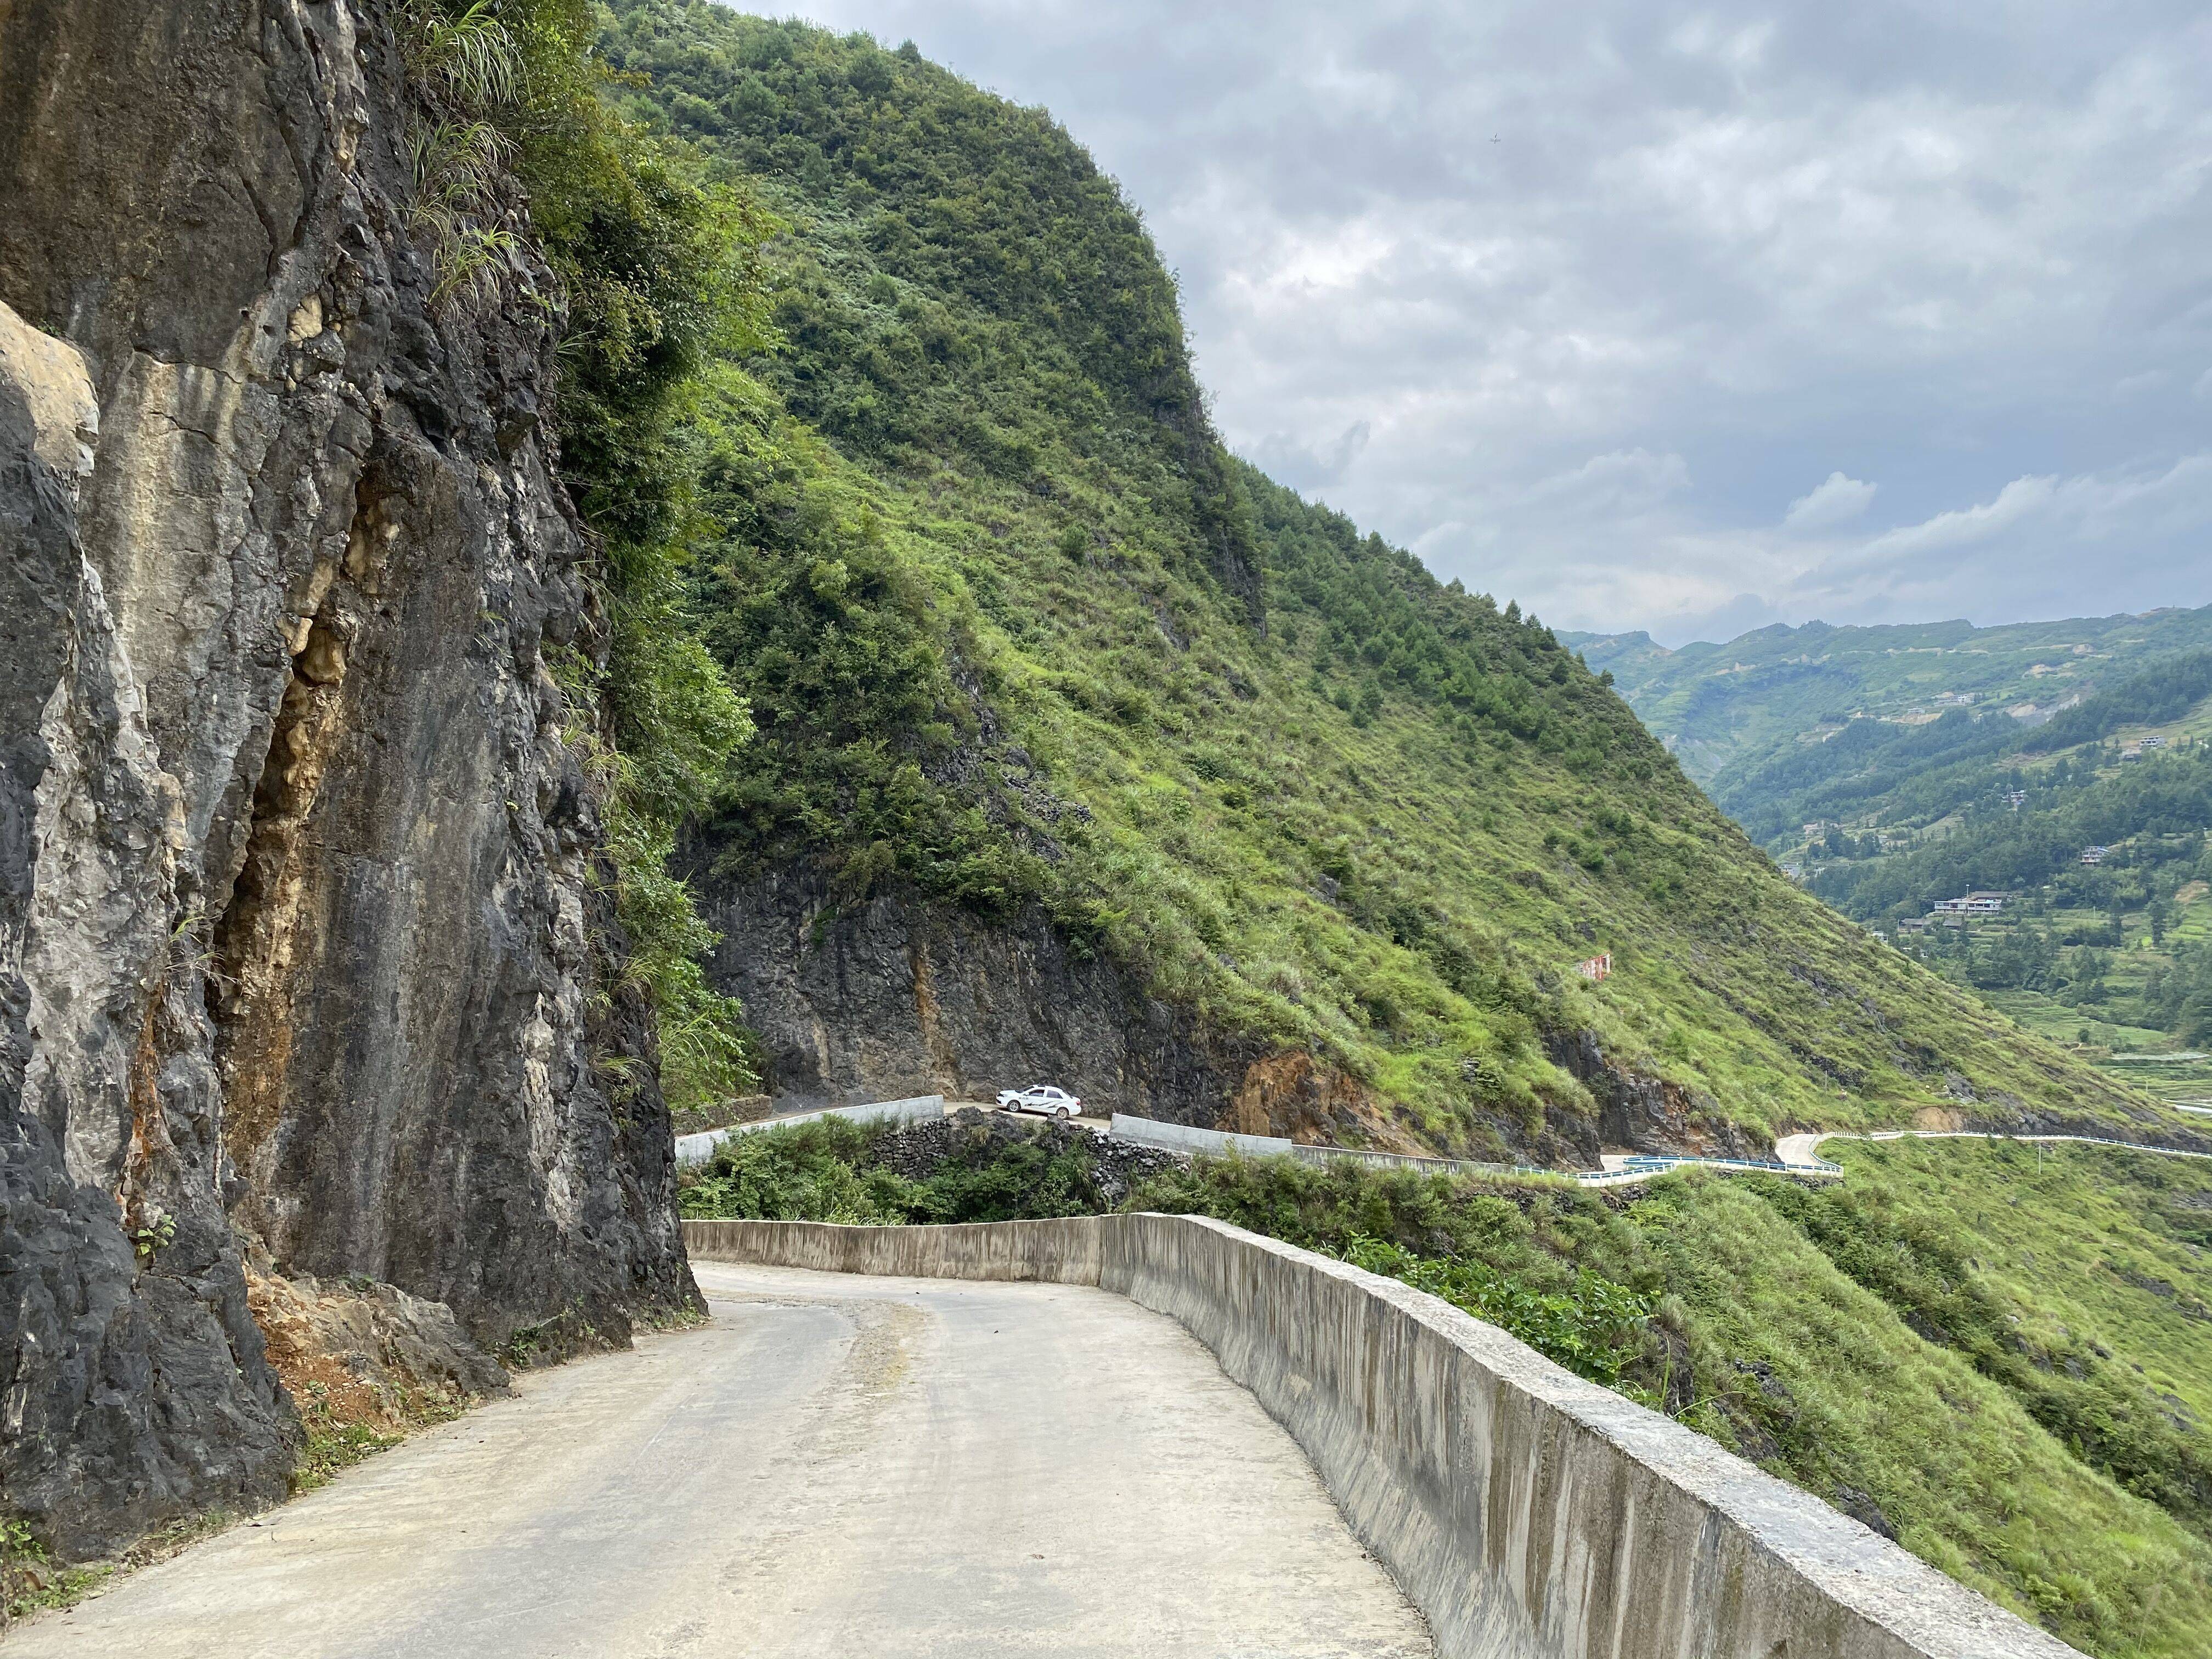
{"left": 1568, "top": 608, "right": 2212, "bottom": 788}
{"left": 684, "top": 1118, "right": 2212, "bottom": 1657}
{"left": 586, "top": 0, "right": 2165, "bottom": 1153}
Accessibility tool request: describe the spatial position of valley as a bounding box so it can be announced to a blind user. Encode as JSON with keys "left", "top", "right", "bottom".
{"left": 1590, "top": 622, "right": 2212, "bottom": 1064}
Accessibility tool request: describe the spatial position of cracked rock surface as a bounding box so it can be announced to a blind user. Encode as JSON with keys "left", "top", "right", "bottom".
{"left": 1, "top": 0, "right": 692, "bottom": 1555}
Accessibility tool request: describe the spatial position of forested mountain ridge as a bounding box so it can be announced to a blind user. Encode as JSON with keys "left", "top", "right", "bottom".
{"left": 1754, "top": 653, "right": 2212, "bottom": 1057}
{"left": 591, "top": 0, "right": 2166, "bottom": 1157}
{"left": 1569, "top": 607, "right": 2212, "bottom": 791}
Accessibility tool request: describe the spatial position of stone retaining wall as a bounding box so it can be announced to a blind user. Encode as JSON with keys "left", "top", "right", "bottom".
{"left": 684, "top": 1215, "right": 2080, "bottom": 1659}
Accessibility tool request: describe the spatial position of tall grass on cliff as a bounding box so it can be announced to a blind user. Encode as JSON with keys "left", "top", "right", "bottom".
{"left": 397, "top": 0, "right": 766, "bottom": 1107}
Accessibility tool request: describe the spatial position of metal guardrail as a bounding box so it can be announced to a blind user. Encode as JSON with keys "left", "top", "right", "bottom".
{"left": 687, "top": 1103, "right": 1849, "bottom": 1183}
{"left": 1613, "top": 1154, "right": 1844, "bottom": 1175}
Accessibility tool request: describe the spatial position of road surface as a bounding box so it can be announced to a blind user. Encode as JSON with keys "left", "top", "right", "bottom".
{"left": 1776, "top": 1128, "right": 2212, "bottom": 1165}
{"left": 11, "top": 1263, "right": 1431, "bottom": 1659}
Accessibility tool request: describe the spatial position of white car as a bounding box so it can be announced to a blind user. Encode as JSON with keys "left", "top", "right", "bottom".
{"left": 996, "top": 1085, "right": 1084, "bottom": 1119}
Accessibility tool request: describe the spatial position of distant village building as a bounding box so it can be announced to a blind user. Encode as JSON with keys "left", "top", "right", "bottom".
{"left": 2004, "top": 789, "right": 2027, "bottom": 809}
{"left": 2122, "top": 747, "right": 2143, "bottom": 761}
{"left": 1896, "top": 917, "right": 1932, "bottom": 935}
{"left": 2081, "top": 845, "right": 2107, "bottom": 866}
{"left": 2143, "top": 735, "right": 2166, "bottom": 749}
{"left": 1931, "top": 892, "right": 2008, "bottom": 916}
{"left": 1575, "top": 953, "right": 1613, "bottom": 983}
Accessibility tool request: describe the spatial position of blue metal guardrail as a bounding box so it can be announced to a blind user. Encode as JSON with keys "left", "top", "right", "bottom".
{"left": 1610, "top": 1154, "right": 1844, "bottom": 1175}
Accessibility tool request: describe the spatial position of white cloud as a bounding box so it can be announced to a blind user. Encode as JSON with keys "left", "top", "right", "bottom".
{"left": 1782, "top": 472, "right": 1877, "bottom": 533}
{"left": 764, "top": 0, "right": 2212, "bottom": 638}
{"left": 1521, "top": 448, "right": 1691, "bottom": 515}
{"left": 1248, "top": 421, "right": 1372, "bottom": 490}
{"left": 1787, "top": 454, "right": 2212, "bottom": 618}
{"left": 1855, "top": 475, "right": 2057, "bottom": 560}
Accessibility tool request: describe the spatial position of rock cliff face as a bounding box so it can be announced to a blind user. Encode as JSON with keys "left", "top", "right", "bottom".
{"left": 690, "top": 861, "right": 1426, "bottom": 1151}
{"left": 696, "top": 860, "right": 1751, "bottom": 1167}
{"left": 1545, "top": 1029, "right": 1758, "bottom": 1160}
{"left": 0, "top": 0, "right": 691, "bottom": 1556}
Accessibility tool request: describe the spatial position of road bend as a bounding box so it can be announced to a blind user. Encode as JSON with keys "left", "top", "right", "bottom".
{"left": 11, "top": 1262, "right": 1431, "bottom": 1659}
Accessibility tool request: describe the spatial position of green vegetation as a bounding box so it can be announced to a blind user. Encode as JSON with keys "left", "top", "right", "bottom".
{"left": 2, "top": 1516, "right": 114, "bottom": 1624}
{"left": 1572, "top": 608, "right": 2212, "bottom": 788}
{"left": 1, "top": 1510, "right": 240, "bottom": 1626}
{"left": 397, "top": 0, "right": 767, "bottom": 1108}
{"left": 584, "top": 0, "right": 2152, "bottom": 1150}
{"left": 1749, "top": 663, "right": 2212, "bottom": 1053}
{"left": 681, "top": 1115, "right": 1112, "bottom": 1224}
{"left": 291, "top": 1386, "right": 410, "bottom": 1494}
{"left": 689, "top": 1118, "right": 2212, "bottom": 1656}
{"left": 1584, "top": 607, "right": 2212, "bottom": 1057}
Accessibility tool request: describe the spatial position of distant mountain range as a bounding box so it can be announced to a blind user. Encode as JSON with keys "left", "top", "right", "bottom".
{"left": 1565, "top": 605, "right": 2212, "bottom": 791}
{"left": 1567, "top": 610, "right": 2212, "bottom": 1056}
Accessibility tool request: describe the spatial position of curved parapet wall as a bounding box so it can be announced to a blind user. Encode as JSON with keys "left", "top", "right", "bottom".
{"left": 674, "top": 1094, "right": 945, "bottom": 1166}
{"left": 685, "top": 1215, "right": 1097, "bottom": 1283}
{"left": 686, "top": 1215, "right": 2078, "bottom": 1659}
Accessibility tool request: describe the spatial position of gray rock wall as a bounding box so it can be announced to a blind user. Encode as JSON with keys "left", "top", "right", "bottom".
{"left": 690, "top": 860, "right": 1420, "bottom": 1147}
{"left": 0, "top": 0, "right": 691, "bottom": 1554}
{"left": 688, "top": 1215, "right": 2084, "bottom": 1659}
{"left": 695, "top": 862, "right": 1658, "bottom": 1164}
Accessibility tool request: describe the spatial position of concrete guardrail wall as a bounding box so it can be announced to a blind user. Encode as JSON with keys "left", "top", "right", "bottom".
{"left": 674, "top": 1094, "right": 945, "bottom": 1166}
{"left": 684, "top": 1213, "right": 2079, "bottom": 1659}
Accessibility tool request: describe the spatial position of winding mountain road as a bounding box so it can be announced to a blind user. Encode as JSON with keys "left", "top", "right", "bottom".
{"left": 1776, "top": 1127, "right": 2212, "bottom": 1166}
{"left": 10, "top": 1263, "right": 1430, "bottom": 1659}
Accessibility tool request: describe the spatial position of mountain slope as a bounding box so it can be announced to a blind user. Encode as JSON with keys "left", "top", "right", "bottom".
{"left": 1570, "top": 607, "right": 2212, "bottom": 791}
{"left": 596, "top": 0, "right": 2164, "bottom": 1157}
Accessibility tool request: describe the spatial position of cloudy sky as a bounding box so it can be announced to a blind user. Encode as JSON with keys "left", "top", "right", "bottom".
{"left": 767, "top": 0, "right": 2212, "bottom": 645}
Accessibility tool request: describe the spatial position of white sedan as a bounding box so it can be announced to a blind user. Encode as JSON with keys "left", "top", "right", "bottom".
{"left": 996, "top": 1085, "right": 1084, "bottom": 1119}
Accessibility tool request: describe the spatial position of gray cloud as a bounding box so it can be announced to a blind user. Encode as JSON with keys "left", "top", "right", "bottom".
{"left": 761, "top": 0, "right": 2212, "bottom": 644}
{"left": 1250, "top": 420, "right": 1372, "bottom": 492}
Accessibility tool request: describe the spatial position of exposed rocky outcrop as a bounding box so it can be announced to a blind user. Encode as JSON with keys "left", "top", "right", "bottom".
{"left": 1, "top": 0, "right": 691, "bottom": 1556}
{"left": 1546, "top": 1028, "right": 1759, "bottom": 1160}
{"left": 691, "top": 861, "right": 1422, "bottom": 1150}
{"left": 247, "top": 1263, "right": 510, "bottom": 1430}
{"left": 1, "top": 292, "right": 296, "bottom": 1560}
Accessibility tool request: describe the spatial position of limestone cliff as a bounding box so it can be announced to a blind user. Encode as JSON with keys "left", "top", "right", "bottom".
{"left": 0, "top": 0, "right": 692, "bottom": 1556}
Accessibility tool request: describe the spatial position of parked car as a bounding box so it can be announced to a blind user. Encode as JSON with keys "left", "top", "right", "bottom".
{"left": 996, "top": 1084, "right": 1084, "bottom": 1119}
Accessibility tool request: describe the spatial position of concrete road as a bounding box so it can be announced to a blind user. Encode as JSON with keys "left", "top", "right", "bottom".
{"left": 12, "top": 1263, "right": 1431, "bottom": 1658}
